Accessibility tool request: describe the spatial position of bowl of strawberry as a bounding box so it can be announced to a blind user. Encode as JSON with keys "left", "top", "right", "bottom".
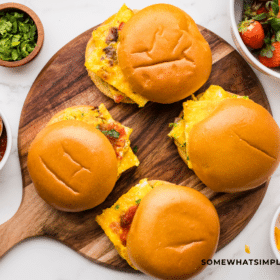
{"left": 230, "top": 0, "right": 280, "bottom": 78}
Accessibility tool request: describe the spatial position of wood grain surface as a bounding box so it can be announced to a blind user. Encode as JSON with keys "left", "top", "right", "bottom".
{"left": 0, "top": 25, "right": 270, "bottom": 271}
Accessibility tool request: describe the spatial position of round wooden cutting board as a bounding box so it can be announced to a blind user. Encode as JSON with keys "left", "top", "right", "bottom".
{"left": 0, "top": 25, "right": 270, "bottom": 270}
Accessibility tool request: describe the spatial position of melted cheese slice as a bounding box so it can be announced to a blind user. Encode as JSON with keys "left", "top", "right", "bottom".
{"left": 48, "top": 104, "right": 139, "bottom": 177}
{"left": 168, "top": 85, "right": 248, "bottom": 168}
{"left": 85, "top": 4, "right": 148, "bottom": 107}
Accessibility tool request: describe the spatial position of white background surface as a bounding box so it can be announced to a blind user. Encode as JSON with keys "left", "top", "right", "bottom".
{"left": 1, "top": 0, "right": 280, "bottom": 279}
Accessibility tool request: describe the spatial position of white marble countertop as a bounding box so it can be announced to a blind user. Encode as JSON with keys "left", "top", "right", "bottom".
{"left": 1, "top": 0, "right": 280, "bottom": 279}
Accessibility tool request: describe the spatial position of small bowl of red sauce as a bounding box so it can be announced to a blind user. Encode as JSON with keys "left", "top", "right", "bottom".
{"left": 0, "top": 110, "right": 12, "bottom": 170}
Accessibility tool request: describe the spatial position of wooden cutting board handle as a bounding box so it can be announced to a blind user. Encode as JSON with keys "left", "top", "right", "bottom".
{"left": 0, "top": 183, "right": 57, "bottom": 258}
{"left": 0, "top": 185, "right": 36, "bottom": 257}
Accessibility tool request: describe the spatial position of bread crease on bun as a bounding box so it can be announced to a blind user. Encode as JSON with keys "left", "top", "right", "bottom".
{"left": 28, "top": 103, "right": 139, "bottom": 212}
{"left": 118, "top": 4, "right": 212, "bottom": 104}
{"left": 28, "top": 120, "right": 118, "bottom": 212}
{"left": 169, "top": 85, "right": 280, "bottom": 193}
{"left": 48, "top": 104, "right": 139, "bottom": 177}
{"left": 96, "top": 179, "right": 220, "bottom": 280}
{"left": 85, "top": 4, "right": 212, "bottom": 105}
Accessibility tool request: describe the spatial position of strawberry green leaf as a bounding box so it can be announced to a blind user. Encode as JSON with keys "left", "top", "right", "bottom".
{"left": 252, "top": 13, "right": 267, "bottom": 21}
{"left": 269, "top": 18, "right": 280, "bottom": 32}
{"left": 264, "top": 37, "right": 271, "bottom": 44}
{"left": 272, "top": 2, "right": 279, "bottom": 15}
{"left": 266, "top": 0, "right": 280, "bottom": 16}
{"left": 244, "top": 3, "right": 253, "bottom": 17}
{"left": 276, "top": 31, "right": 280, "bottom": 42}
{"left": 238, "top": 20, "right": 254, "bottom": 33}
{"left": 260, "top": 44, "right": 275, "bottom": 58}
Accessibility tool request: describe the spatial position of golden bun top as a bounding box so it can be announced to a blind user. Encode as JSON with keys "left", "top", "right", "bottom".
{"left": 27, "top": 120, "right": 118, "bottom": 212}
{"left": 118, "top": 4, "right": 212, "bottom": 104}
{"left": 188, "top": 98, "right": 280, "bottom": 193}
{"left": 126, "top": 183, "right": 220, "bottom": 279}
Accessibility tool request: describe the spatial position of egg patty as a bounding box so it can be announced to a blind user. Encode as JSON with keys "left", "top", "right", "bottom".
{"left": 168, "top": 85, "right": 249, "bottom": 168}
{"left": 96, "top": 179, "right": 164, "bottom": 268}
{"left": 85, "top": 4, "right": 148, "bottom": 107}
{"left": 48, "top": 104, "right": 139, "bottom": 177}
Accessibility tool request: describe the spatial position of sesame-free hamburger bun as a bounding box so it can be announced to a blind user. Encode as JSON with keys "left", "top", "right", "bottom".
{"left": 126, "top": 184, "right": 220, "bottom": 280}
{"left": 85, "top": 4, "right": 212, "bottom": 106}
{"left": 118, "top": 4, "right": 212, "bottom": 103}
{"left": 188, "top": 98, "right": 280, "bottom": 193}
{"left": 27, "top": 120, "right": 118, "bottom": 212}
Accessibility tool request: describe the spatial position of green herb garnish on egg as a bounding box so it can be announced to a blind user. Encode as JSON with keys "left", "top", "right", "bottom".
{"left": 101, "top": 129, "right": 120, "bottom": 139}
{"left": 135, "top": 199, "right": 141, "bottom": 204}
{"left": 169, "top": 123, "right": 178, "bottom": 128}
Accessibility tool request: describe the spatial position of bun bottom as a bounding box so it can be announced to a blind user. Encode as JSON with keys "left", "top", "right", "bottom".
{"left": 173, "top": 110, "right": 189, "bottom": 166}
{"left": 177, "top": 144, "right": 189, "bottom": 166}
{"left": 85, "top": 37, "right": 134, "bottom": 104}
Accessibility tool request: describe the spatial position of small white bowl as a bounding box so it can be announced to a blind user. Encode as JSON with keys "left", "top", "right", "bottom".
{"left": 230, "top": 0, "right": 280, "bottom": 79}
{"left": 0, "top": 110, "right": 12, "bottom": 170}
{"left": 270, "top": 205, "right": 280, "bottom": 260}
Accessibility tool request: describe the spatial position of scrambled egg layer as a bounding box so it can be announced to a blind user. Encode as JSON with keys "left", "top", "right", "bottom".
{"left": 85, "top": 4, "right": 148, "bottom": 107}
{"left": 96, "top": 179, "right": 163, "bottom": 268}
{"left": 48, "top": 104, "right": 139, "bottom": 177}
{"left": 168, "top": 85, "right": 249, "bottom": 168}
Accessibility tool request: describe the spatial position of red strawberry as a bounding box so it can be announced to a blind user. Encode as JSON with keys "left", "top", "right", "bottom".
{"left": 238, "top": 20, "right": 265, "bottom": 49}
{"left": 259, "top": 42, "right": 280, "bottom": 68}
{"left": 257, "top": 6, "right": 268, "bottom": 15}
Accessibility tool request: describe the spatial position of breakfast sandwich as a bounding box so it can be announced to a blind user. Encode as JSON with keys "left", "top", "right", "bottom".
{"left": 168, "top": 85, "right": 243, "bottom": 169}
{"left": 48, "top": 103, "right": 139, "bottom": 177}
{"left": 85, "top": 4, "right": 148, "bottom": 107}
{"left": 169, "top": 85, "right": 280, "bottom": 193}
{"left": 85, "top": 4, "right": 212, "bottom": 106}
{"left": 96, "top": 179, "right": 220, "bottom": 279}
{"left": 28, "top": 103, "right": 140, "bottom": 212}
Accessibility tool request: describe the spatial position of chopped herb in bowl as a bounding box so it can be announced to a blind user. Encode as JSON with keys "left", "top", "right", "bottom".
{"left": 0, "top": 10, "right": 37, "bottom": 61}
